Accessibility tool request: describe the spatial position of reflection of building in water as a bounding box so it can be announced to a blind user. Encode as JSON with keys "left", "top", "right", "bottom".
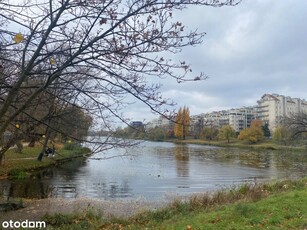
{"left": 173, "top": 145, "right": 189, "bottom": 178}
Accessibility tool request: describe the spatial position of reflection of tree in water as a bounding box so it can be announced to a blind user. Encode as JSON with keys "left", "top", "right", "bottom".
{"left": 195, "top": 148, "right": 273, "bottom": 169}
{"left": 0, "top": 158, "right": 89, "bottom": 200}
{"left": 56, "top": 158, "right": 88, "bottom": 181}
{"left": 152, "top": 147, "right": 172, "bottom": 157}
{"left": 3, "top": 180, "right": 53, "bottom": 199}
{"left": 0, "top": 168, "right": 56, "bottom": 200}
{"left": 272, "top": 150, "right": 307, "bottom": 172}
{"left": 237, "top": 150, "right": 272, "bottom": 168}
{"left": 195, "top": 147, "right": 307, "bottom": 174}
{"left": 173, "top": 145, "right": 189, "bottom": 178}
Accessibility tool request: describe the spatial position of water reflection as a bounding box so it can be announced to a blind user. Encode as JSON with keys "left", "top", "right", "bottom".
{"left": 173, "top": 145, "right": 189, "bottom": 178}
{"left": 1, "top": 142, "right": 307, "bottom": 201}
{"left": 0, "top": 180, "right": 53, "bottom": 199}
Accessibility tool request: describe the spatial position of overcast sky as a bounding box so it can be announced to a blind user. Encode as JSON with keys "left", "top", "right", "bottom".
{"left": 125, "top": 0, "right": 307, "bottom": 123}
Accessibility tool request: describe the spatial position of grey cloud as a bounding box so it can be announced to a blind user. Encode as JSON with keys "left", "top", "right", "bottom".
{"left": 125, "top": 0, "right": 307, "bottom": 120}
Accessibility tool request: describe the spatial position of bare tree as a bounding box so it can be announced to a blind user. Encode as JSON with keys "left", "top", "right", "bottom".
{"left": 0, "top": 0, "right": 240, "bottom": 163}
{"left": 283, "top": 112, "right": 307, "bottom": 138}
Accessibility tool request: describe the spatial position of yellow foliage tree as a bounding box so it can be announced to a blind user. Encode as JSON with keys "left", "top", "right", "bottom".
{"left": 238, "top": 120, "right": 264, "bottom": 144}
{"left": 174, "top": 106, "right": 190, "bottom": 140}
{"left": 219, "top": 125, "right": 236, "bottom": 143}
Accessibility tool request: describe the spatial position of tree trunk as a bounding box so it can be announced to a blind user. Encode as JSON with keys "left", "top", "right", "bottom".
{"left": 37, "top": 129, "right": 51, "bottom": 161}
{"left": 0, "top": 149, "right": 6, "bottom": 166}
{"left": 0, "top": 136, "right": 17, "bottom": 165}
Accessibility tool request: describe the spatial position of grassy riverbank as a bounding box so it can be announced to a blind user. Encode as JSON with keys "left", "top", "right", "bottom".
{"left": 170, "top": 138, "right": 307, "bottom": 151}
{"left": 0, "top": 143, "right": 91, "bottom": 178}
{"left": 42, "top": 177, "right": 307, "bottom": 229}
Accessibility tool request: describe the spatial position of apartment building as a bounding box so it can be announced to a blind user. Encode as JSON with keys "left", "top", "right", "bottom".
{"left": 198, "top": 94, "right": 307, "bottom": 132}
{"left": 228, "top": 107, "right": 256, "bottom": 132}
{"left": 146, "top": 115, "right": 174, "bottom": 131}
{"left": 147, "top": 93, "right": 307, "bottom": 134}
{"left": 198, "top": 107, "right": 256, "bottom": 133}
{"left": 256, "top": 93, "right": 307, "bottom": 131}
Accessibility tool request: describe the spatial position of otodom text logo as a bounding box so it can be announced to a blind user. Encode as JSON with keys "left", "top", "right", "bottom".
{"left": 2, "top": 220, "right": 46, "bottom": 229}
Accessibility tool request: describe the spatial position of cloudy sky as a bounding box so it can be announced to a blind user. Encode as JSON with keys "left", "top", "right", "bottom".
{"left": 125, "top": 0, "right": 307, "bottom": 123}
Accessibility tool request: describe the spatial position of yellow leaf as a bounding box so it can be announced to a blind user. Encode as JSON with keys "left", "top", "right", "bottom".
{"left": 15, "top": 124, "right": 20, "bottom": 129}
{"left": 13, "top": 33, "right": 24, "bottom": 44}
{"left": 50, "top": 58, "right": 56, "bottom": 65}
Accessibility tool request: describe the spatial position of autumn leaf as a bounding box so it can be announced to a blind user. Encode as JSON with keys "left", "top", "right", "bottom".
{"left": 186, "top": 225, "right": 193, "bottom": 230}
{"left": 99, "top": 18, "right": 107, "bottom": 25}
{"left": 13, "top": 33, "right": 24, "bottom": 44}
{"left": 50, "top": 58, "right": 56, "bottom": 65}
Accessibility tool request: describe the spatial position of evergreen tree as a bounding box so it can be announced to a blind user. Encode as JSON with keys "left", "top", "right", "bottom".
{"left": 262, "top": 123, "right": 271, "bottom": 138}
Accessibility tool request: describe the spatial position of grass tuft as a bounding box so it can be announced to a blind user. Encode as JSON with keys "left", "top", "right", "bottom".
{"left": 43, "top": 208, "right": 103, "bottom": 230}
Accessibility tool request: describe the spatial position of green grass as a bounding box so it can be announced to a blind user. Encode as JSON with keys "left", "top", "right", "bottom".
{"left": 44, "top": 210, "right": 104, "bottom": 230}
{"left": 0, "top": 144, "right": 91, "bottom": 177}
{"left": 43, "top": 178, "right": 307, "bottom": 230}
{"left": 149, "top": 190, "right": 306, "bottom": 230}
{"left": 173, "top": 138, "right": 306, "bottom": 151}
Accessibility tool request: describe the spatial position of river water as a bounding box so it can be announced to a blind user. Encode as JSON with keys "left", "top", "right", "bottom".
{"left": 1, "top": 141, "right": 307, "bottom": 201}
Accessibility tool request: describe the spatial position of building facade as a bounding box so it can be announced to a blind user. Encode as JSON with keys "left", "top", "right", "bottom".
{"left": 146, "top": 93, "right": 307, "bottom": 135}
{"left": 198, "top": 107, "right": 256, "bottom": 133}
{"left": 145, "top": 116, "right": 175, "bottom": 132}
{"left": 256, "top": 93, "right": 307, "bottom": 131}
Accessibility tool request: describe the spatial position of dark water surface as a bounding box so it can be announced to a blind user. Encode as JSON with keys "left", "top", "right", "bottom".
{"left": 1, "top": 141, "right": 307, "bottom": 201}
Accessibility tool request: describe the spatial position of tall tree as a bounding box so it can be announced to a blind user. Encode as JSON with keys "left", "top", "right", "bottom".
{"left": 174, "top": 106, "right": 190, "bottom": 140}
{"left": 174, "top": 107, "right": 183, "bottom": 139}
{"left": 0, "top": 0, "right": 239, "bottom": 163}
{"left": 218, "top": 125, "right": 235, "bottom": 143}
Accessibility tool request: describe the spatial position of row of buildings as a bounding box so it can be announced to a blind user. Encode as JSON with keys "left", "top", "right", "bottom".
{"left": 146, "top": 93, "right": 307, "bottom": 134}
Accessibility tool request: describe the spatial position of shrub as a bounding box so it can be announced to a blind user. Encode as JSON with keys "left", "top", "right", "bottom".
{"left": 63, "top": 142, "right": 81, "bottom": 150}
{"left": 8, "top": 169, "right": 28, "bottom": 179}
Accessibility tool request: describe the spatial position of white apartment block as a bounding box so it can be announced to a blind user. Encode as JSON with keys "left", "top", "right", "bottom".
{"left": 228, "top": 107, "right": 255, "bottom": 132}
{"left": 146, "top": 116, "right": 174, "bottom": 130}
{"left": 147, "top": 93, "right": 307, "bottom": 134}
{"left": 199, "top": 107, "right": 255, "bottom": 133}
{"left": 256, "top": 93, "right": 307, "bottom": 131}
{"left": 199, "top": 93, "right": 307, "bottom": 132}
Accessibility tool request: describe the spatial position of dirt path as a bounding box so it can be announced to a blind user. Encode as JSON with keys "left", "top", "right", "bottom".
{"left": 0, "top": 197, "right": 167, "bottom": 223}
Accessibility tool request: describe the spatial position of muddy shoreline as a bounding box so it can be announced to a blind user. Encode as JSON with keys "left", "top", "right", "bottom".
{"left": 0, "top": 197, "right": 167, "bottom": 223}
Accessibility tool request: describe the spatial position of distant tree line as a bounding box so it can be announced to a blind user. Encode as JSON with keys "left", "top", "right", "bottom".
{"left": 114, "top": 108, "right": 307, "bottom": 146}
